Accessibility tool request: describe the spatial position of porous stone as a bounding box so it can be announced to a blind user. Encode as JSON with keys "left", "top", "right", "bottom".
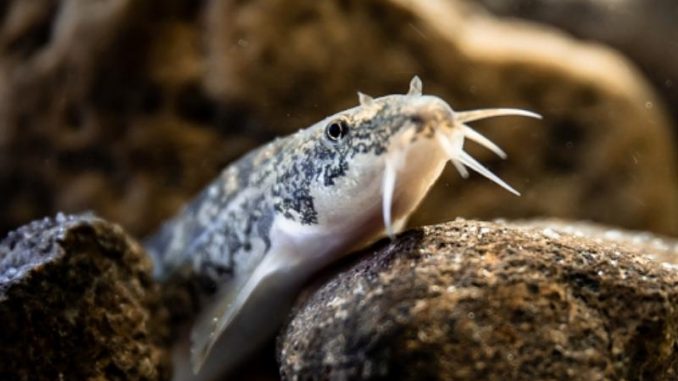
{"left": 278, "top": 219, "right": 678, "bottom": 380}
{"left": 512, "top": 218, "right": 678, "bottom": 266}
{"left": 0, "top": 214, "right": 169, "bottom": 381}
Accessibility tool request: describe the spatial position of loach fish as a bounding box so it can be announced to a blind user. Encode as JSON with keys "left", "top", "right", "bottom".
{"left": 145, "top": 76, "right": 541, "bottom": 380}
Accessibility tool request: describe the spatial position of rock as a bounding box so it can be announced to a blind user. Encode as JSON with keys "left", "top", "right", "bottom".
{"left": 1, "top": 0, "right": 677, "bottom": 239}
{"left": 471, "top": 0, "right": 678, "bottom": 128}
{"left": 512, "top": 218, "right": 678, "bottom": 267}
{"left": 0, "top": 214, "right": 170, "bottom": 381}
{"left": 278, "top": 219, "right": 678, "bottom": 380}
{"left": 0, "top": 0, "right": 259, "bottom": 238}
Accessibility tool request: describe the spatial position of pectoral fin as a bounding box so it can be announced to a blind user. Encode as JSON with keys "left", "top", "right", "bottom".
{"left": 189, "top": 249, "right": 299, "bottom": 375}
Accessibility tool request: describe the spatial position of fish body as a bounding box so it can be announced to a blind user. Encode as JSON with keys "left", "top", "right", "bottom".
{"left": 145, "top": 77, "right": 540, "bottom": 380}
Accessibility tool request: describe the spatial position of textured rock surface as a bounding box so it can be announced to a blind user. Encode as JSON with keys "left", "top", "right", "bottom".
{"left": 513, "top": 218, "right": 678, "bottom": 267}
{"left": 0, "top": 214, "right": 169, "bottom": 381}
{"left": 0, "top": 0, "right": 676, "bottom": 239}
{"left": 279, "top": 219, "right": 678, "bottom": 380}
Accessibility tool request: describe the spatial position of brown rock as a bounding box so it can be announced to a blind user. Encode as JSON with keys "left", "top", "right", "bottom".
{"left": 1, "top": 0, "right": 676, "bottom": 240}
{"left": 0, "top": 214, "right": 170, "bottom": 381}
{"left": 512, "top": 218, "right": 678, "bottom": 266}
{"left": 472, "top": 0, "right": 678, "bottom": 128}
{"left": 278, "top": 219, "right": 678, "bottom": 380}
{"left": 0, "top": 0, "right": 259, "bottom": 238}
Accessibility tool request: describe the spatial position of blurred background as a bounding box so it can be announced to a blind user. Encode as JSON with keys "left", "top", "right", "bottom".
{"left": 0, "top": 0, "right": 677, "bottom": 239}
{"left": 2, "top": 1, "right": 678, "bottom": 380}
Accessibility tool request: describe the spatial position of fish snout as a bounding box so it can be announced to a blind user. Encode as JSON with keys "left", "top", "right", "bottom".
{"left": 405, "top": 96, "right": 456, "bottom": 132}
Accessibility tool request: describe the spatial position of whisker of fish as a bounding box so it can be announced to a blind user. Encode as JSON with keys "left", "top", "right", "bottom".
{"left": 436, "top": 124, "right": 520, "bottom": 196}
{"left": 435, "top": 131, "right": 468, "bottom": 178}
{"left": 382, "top": 128, "right": 415, "bottom": 238}
{"left": 450, "top": 159, "right": 469, "bottom": 179}
{"left": 382, "top": 157, "right": 397, "bottom": 239}
{"left": 461, "top": 124, "right": 507, "bottom": 159}
{"left": 454, "top": 108, "right": 542, "bottom": 124}
{"left": 457, "top": 150, "right": 520, "bottom": 196}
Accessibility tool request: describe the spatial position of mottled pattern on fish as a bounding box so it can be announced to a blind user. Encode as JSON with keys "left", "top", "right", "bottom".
{"left": 146, "top": 100, "right": 413, "bottom": 288}
{"left": 144, "top": 77, "right": 541, "bottom": 379}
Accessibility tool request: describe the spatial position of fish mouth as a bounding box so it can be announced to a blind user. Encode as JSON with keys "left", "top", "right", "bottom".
{"left": 380, "top": 101, "right": 542, "bottom": 238}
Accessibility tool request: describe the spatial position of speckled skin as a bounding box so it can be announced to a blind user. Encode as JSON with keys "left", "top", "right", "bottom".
{"left": 146, "top": 91, "right": 442, "bottom": 292}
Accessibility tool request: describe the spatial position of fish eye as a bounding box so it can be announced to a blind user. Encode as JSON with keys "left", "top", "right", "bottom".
{"left": 325, "top": 119, "right": 349, "bottom": 142}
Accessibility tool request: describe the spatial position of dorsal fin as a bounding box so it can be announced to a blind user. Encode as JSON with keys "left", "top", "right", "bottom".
{"left": 408, "top": 76, "right": 422, "bottom": 96}
{"left": 357, "top": 91, "right": 374, "bottom": 106}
